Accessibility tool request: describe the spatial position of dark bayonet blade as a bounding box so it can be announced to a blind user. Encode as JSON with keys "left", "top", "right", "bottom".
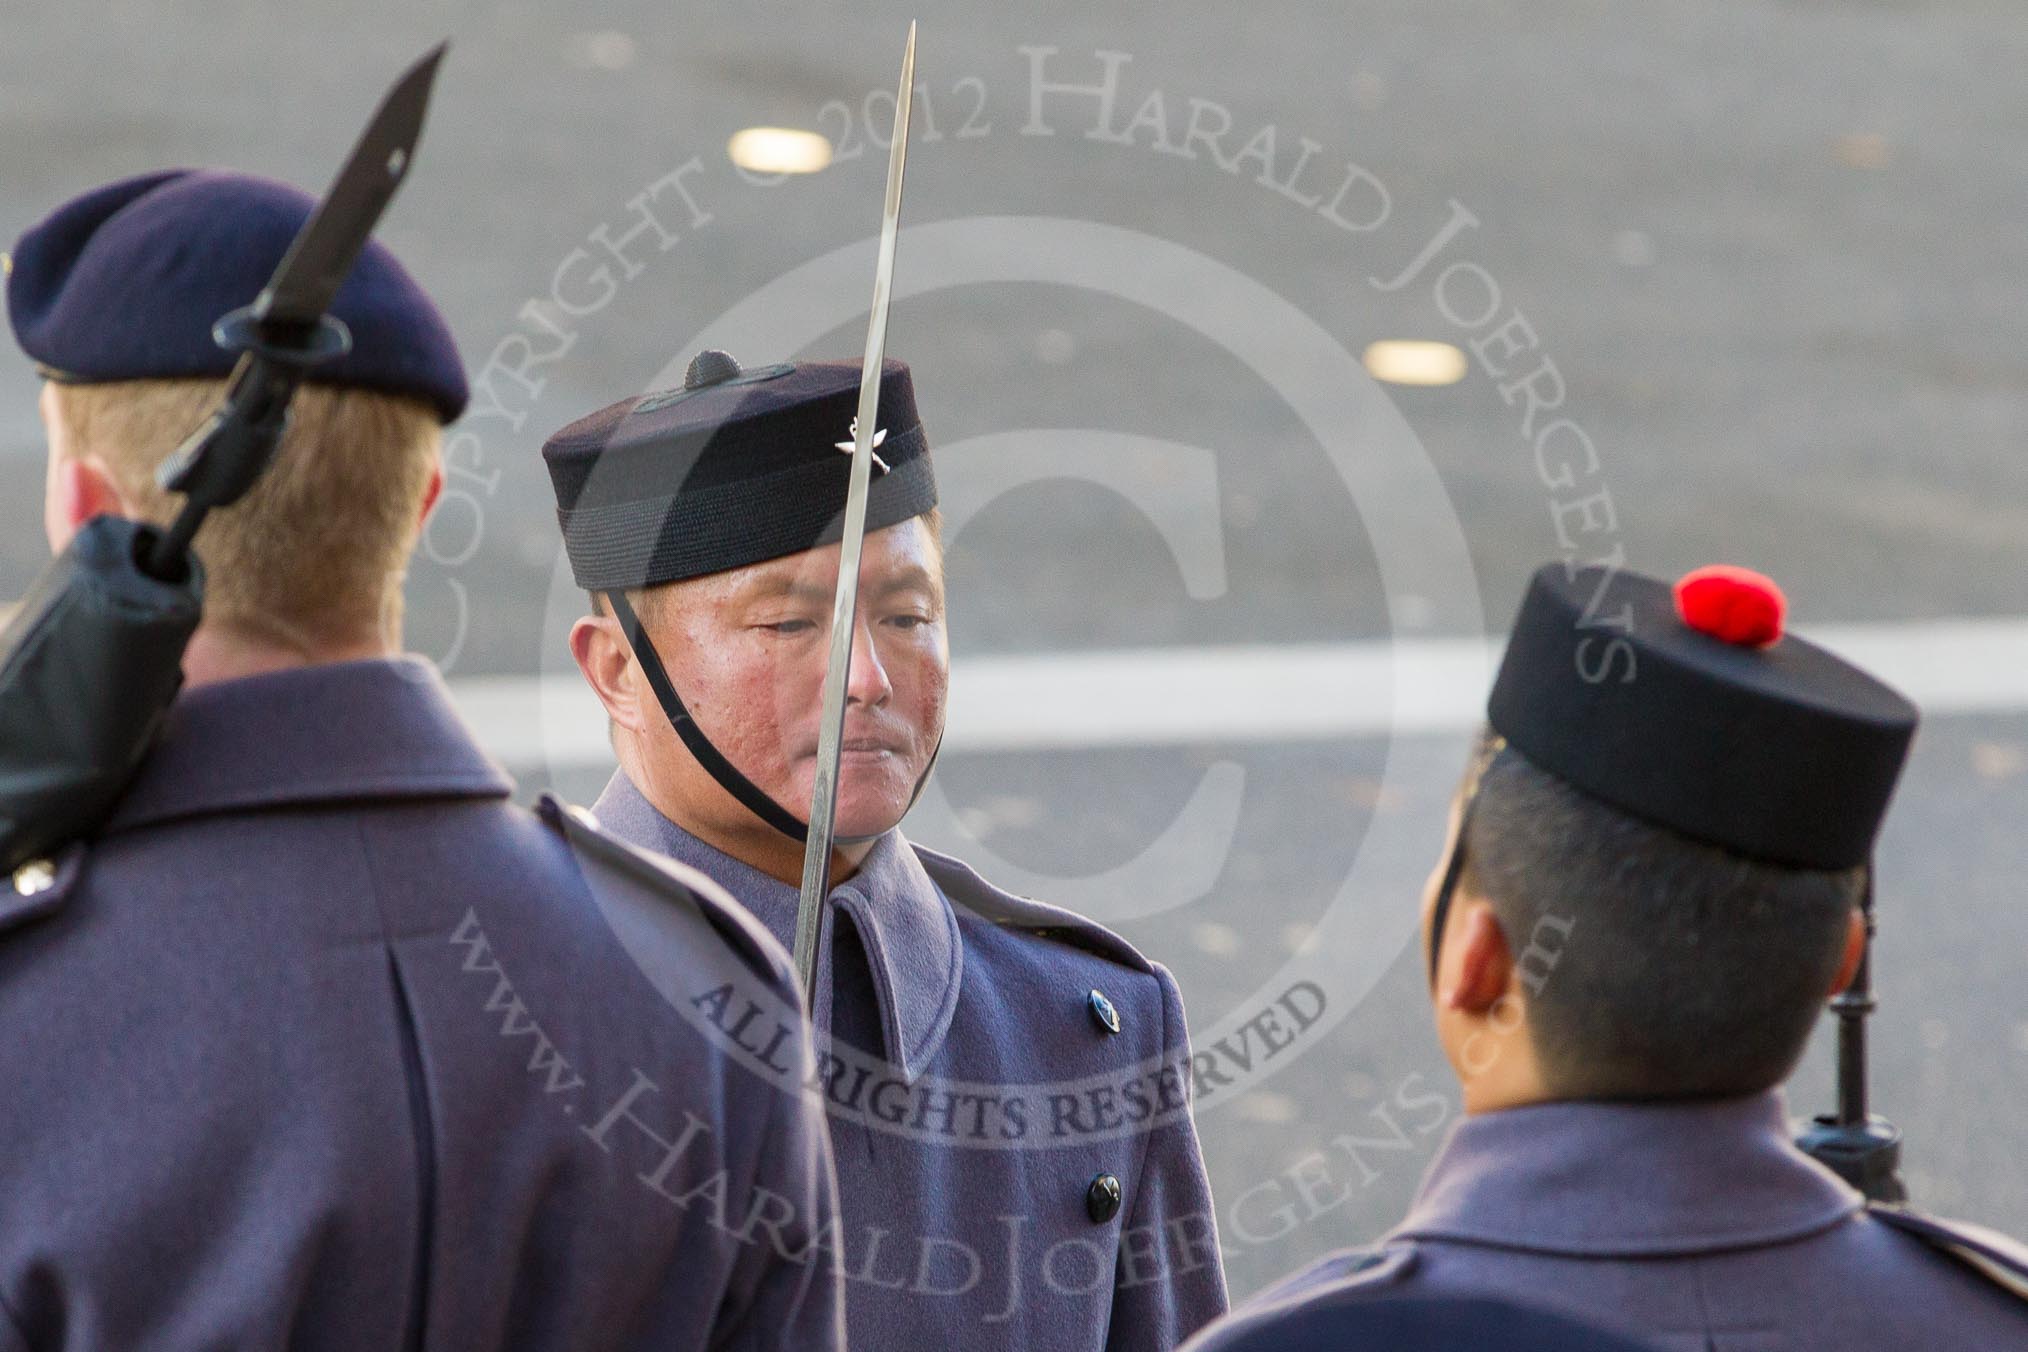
{"left": 254, "top": 42, "right": 446, "bottom": 327}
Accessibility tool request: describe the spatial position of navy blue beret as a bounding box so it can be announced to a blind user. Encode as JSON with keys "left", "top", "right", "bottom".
{"left": 542, "top": 352, "right": 937, "bottom": 590}
{"left": 6, "top": 169, "right": 467, "bottom": 422}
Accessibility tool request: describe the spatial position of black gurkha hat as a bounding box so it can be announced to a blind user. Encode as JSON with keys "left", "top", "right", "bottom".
{"left": 1487, "top": 562, "right": 1918, "bottom": 870}
{"left": 541, "top": 350, "right": 937, "bottom": 590}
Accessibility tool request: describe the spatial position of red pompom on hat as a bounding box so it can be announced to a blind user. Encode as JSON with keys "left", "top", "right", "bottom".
{"left": 1490, "top": 561, "right": 1915, "bottom": 870}
{"left": 1674, "top": 565, "right": 1787, "bottom": 647}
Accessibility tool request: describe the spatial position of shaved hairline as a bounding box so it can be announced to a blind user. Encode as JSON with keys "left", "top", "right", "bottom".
{"left": 586, "top": 507, "right": 944, "bottom": 622}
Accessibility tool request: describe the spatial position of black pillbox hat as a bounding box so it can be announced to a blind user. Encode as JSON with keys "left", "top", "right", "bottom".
{"left": 542, "top": 352, "right": 937, "bottom": 590}
{"left": 1487, "top": 562, "right": 1918, "bottom": 870}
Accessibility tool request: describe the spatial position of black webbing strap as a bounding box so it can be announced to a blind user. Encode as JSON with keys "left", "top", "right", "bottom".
{"left": 605, "top": 590, "right": 810, "bottom": 842}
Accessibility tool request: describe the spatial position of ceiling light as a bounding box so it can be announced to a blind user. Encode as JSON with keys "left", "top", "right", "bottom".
{"left": 727, "top": 127, "right": 833, "bottom": 176}
{"left": 1363, "top": 340, "right": 1468, "bottom": 387}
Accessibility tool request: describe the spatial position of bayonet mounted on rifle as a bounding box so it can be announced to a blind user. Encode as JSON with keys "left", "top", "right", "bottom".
{"left": 1797, "top": 868, "right": 1907, "bottom": 1203}
{"left": 147, "top": 43, "right": 445, "bottom": 578}
{"left": 0, "top": 43, "right": 449, "bottom": 876}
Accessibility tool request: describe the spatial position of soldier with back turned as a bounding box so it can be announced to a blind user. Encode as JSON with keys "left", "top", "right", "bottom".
{"left": 0, "top": 172, "right": 842, "bottom": 1349}
{"left": 1187, "top": 562, "right": 2028, "bottom": 1352}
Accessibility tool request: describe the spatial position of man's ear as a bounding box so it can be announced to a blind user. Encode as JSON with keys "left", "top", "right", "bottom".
{"left": 1440, "top": 902, "right": 1515, "bottom": 1014}
{"left": 417, "top": 458, "right": 444, "bottom": 528}
{"left": 1828, "top": 907, "right": 1867, "bottom": 996}
{"left": 569, "top": 613, "right": 645, "bottom": 735}
{"left": 45, "top": 454, "right": 132, "bottom": 554}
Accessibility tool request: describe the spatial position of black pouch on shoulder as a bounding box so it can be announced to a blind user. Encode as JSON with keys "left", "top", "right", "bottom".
{"left": 0, "top": 514, "right": 203, "bottom": 873}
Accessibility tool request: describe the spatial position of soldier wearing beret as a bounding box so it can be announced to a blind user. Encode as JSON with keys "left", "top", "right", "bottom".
{"left": 544, "top": 351, "right": 1230, "bottom": 1352}
{"left": 1186, "top": 562, "right": 2028, "bottom": 1352}
{"left": 0, "top": 172, "right": 842, "bottom": 1349}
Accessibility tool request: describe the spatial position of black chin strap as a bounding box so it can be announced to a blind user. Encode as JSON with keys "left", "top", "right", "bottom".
{"left": 605, "top": 589, "right": 946, "bottom": 846}
{"left": 607, "top": 590, "right": 810, "bottom": 842}
{"left": 1427, "top": 736, "right": 1506, "bottom": 989}
{"left": 836, "top": 729, "right": 944, "bottom": 846}
{"left": 1426, "top": 790, "right": 1480, "bottom": 989}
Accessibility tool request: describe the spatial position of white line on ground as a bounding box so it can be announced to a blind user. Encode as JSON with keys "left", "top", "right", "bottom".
{"left": 448, "top": 617, "right": 2028, "bottom": 766}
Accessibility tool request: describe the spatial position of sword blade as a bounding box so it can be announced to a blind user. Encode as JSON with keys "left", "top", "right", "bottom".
{"left": 256, "top": 42, "right": 447, "bottom": 327}
{"left": 793, "top": 22, "right": 917, "bottom": 999}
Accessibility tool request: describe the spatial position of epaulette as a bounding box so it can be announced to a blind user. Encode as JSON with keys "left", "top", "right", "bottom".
{"left": 912, "top": 842, "right": 1152, "bottom": 972}
{"left": 1276, "top": 1245, "right": 1417, "bottom": 1305}
{"left": 1204, "top": 1245, "right": 1418, "bottom": 1347}
{"left": 536, "top": 794, "right": 796, "bottom": 995}
{"left": 0, "top": 843, "right": 85, "bottom": 937}
{"left": 1871, "top": 1203, "right": 2028, "bottom": 1304}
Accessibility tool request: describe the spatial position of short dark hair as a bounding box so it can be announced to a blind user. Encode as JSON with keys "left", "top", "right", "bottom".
{"left": 1461, "top": 730, "right": 1862, "bottom": 1100}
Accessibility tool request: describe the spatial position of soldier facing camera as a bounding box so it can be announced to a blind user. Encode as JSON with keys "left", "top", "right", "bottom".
{"left": 542, "top": 350, "right": 1230, "bottom": 1352}
{"left": 1186, "top": 561, "right": 2028, "bottom": 1352}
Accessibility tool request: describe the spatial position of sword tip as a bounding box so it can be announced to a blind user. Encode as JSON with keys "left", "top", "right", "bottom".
{"left": 399, "top": 40, "right": 450, "bottom": 96}
{"left": 381, "top": 41, "right": 449, "bottom": 156}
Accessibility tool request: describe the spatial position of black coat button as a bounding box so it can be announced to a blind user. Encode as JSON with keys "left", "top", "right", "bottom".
{"left": 1087, "top": 1172, "right": 1123, "bottom": 1224}
{"left": 1088, "top": 988, "right": 1120, "bottom": 1035}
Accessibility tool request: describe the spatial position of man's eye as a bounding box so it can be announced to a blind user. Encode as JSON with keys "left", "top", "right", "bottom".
{"left": 887, "top": 614, "right": 931, "bottom": 631}
{"left": 760, "top": 619, "right": 818, "bottom": 635}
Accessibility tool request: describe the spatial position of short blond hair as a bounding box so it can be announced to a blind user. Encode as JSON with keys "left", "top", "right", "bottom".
{"left": 48, "top": 377, "right": 439, "bottom": 651}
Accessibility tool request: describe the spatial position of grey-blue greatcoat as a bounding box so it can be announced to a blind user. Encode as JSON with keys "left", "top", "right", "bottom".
{"left": 1185, "top": 1092, "right": 2028, "bottom": 1352}
{"left": 0, "top": 659, "right": 842, "bottom": 1351}
{"left": 594, "top": 769, "right": 1230, "bottom": 1352}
